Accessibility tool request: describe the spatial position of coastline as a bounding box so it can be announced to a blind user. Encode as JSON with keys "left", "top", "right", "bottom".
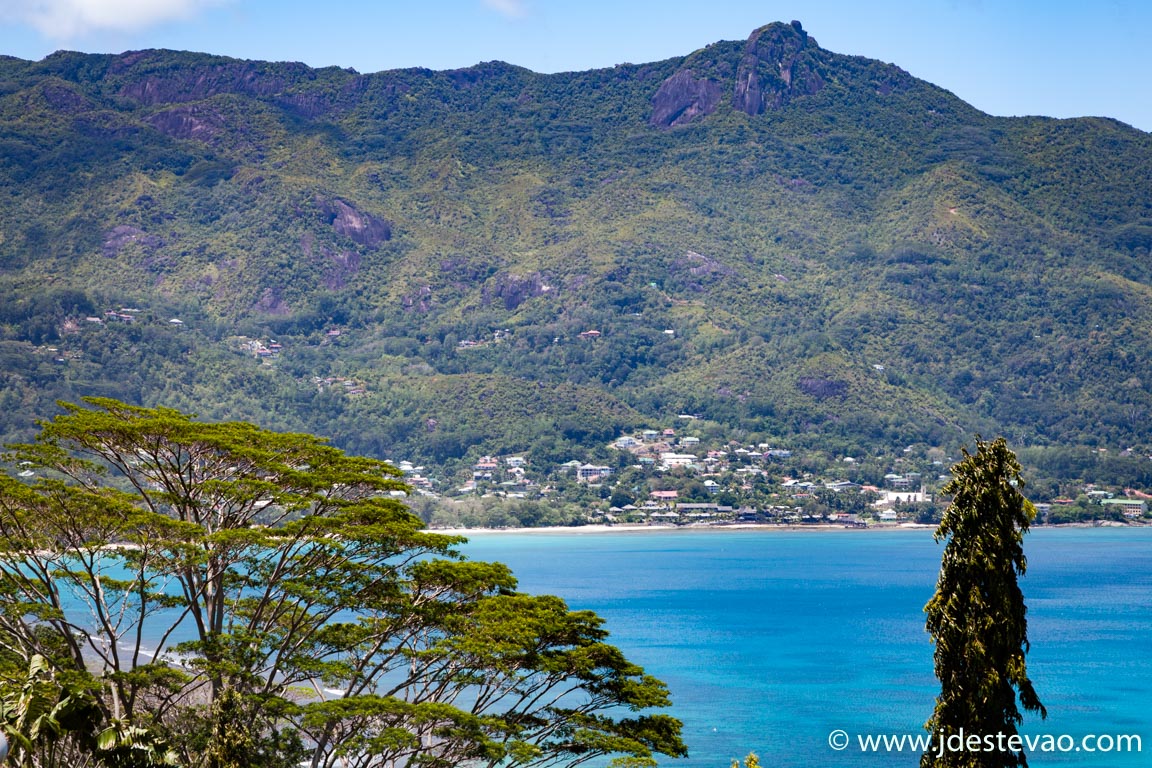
{"left": 440, "top": 522, "right": 938, "bottom": 535}
{"left": 435, "top": 521, "right": 1143, "bottom": 536}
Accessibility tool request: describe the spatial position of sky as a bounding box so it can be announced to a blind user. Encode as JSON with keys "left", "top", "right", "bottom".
{"left": 0, "top": 0, "right": 1149, "bottom": 132}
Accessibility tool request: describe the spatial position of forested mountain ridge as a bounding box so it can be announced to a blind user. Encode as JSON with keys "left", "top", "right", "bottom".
{"left": 2, "top": 21, "right": 1151, "bottom": 485}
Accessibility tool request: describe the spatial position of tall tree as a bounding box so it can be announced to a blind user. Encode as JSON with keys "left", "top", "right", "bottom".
{"left": 0, "top": 398, "right": 685, "bottom": 768}
{"left": 922, "top": 437, "right": 1046, "bottom": 768}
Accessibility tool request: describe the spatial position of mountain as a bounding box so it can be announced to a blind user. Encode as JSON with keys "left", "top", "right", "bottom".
{"left": 1, "top": 21, "right": 1151, "bottom": 487}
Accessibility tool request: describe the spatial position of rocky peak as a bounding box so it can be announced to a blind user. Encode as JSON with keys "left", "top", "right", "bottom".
{"left": 734, "top": 20, "right": 825, "bottom": 114}
{"left": 648, "top": 21, "right": 827, "bottom": 128}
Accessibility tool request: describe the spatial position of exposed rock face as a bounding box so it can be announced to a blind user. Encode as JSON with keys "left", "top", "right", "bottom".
{"left": 798, "top": 377, "right": 848, "bottom": 400}
{"left": 40, "top": 84, "right": 91, "bottom": 113}
{"left": 734, "top": 20, "right": 825, "bottom": 114}
{"left": 448, "top": 61, "right": 523, "bottom": 88}
{"left": 666, "top": 250, "right": 736, "bottom": 292}
{"left": 146, "top": 104, "right": 225, "bottom": 141}
{"left": 113, "top": 51, "right": 298, "bottom": 105}
{"left": 402, "top": 285, "right": 433, "bottom": 313}
{"left": 302, "top": 233, "right": 361, "bottom": 290}
{"left": 650, "top": 21, "right": 826, "bottom": 127}
{"left": 679, "top": 250, "right": 734, "bottom": 278}
{"left": 482, "top": 272, "right": 549, "bottom": 311}
{"left": 316, "top": 197, "right": 391, "bottom": 247}
{"left": 254, "top": 286, "right": 290, "bottom": 316}
{"left": 102, "top": 225, "right": 161, "bottom": 258}
{"left": 321, "top": 248, "right": 361, "bottom": 290}
{"left": 649, "top": 70, "right": 723, "bottom": 128}
{"left": 277, "top": 92, "right": 334, "bottom": 119}
{"left": 440, "top": 257, "right": 495, "bottom": 286}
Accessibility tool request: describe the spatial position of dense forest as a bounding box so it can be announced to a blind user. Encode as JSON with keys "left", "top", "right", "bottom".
{"left": 1, "top": 21, "right": 1151, "bottom": 492}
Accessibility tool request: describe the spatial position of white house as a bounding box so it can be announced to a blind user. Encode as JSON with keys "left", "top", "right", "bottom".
{"left": 660, "top": 453, "right": 698, "bottom": 469}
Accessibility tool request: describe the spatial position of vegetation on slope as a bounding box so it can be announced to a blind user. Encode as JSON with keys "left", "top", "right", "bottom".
{"left": 1, "top": 21, "right": 1150, "bottom": 489}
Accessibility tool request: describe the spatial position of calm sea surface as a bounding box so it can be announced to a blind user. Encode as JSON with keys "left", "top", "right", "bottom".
{"left": 459, "top": 527, "right": 1152, "bottom": 767}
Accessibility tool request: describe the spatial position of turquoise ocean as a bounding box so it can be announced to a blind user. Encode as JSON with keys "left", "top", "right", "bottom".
{"left": 459, "top": 528, "right": 1152, "bottom": 767}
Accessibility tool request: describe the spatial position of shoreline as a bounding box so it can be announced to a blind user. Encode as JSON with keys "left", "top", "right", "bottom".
{"left": 436, "top": 521, "right": 1145, "bottom": 536}
{"left": 442, "top": 523, "right": 913, "bottom": 536}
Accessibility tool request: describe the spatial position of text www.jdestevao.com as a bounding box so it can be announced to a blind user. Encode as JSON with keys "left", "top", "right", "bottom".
{"left": 827, "top": 729, "right": 1142, "bottom": 756}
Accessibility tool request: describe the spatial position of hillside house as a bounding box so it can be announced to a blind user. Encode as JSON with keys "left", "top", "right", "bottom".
{"left": 884, "top": 473, "right": 912, "bottom": 489}
{"left": 474, "top": 457, "right": 499, "bottom": 472}
{"left": 660, "top": 453, "right": 697, "bottom": 469}
{"left": 576, "top": 464, "right": 612, "bottom": 483}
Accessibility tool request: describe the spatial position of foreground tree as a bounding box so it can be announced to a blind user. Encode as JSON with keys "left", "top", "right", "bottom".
{"left": 0, "top": 399, "right": 685, "bottom": 768}
{"left": 922, "top": 437, "right": 1046, "bottom": 768}
{"left": 0, "top": 653, "right": 177, "bottom": 768}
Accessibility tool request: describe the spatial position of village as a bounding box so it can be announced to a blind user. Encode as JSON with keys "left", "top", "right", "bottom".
{"left": 40, "top": 310, "right": 1152, "bottom": 529}
{"left": 388, "top": 424, "right": 1152, "bottom": 529}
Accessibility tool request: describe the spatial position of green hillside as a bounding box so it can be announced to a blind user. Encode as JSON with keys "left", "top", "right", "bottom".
{"left": 1, "top": 20, "right": 1151, "bottom": 488}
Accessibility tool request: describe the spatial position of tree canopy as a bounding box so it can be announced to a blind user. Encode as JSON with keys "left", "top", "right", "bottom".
{"left": 0, "top": 398, "right": 685, "bottom": 768}
{"left": 922, "top": 437, "right": 1045, "bottom": 768}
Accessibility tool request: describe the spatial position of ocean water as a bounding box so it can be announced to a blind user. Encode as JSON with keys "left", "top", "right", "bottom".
{"left": 459, "top": 528, "right": 1152, "bottom": 767}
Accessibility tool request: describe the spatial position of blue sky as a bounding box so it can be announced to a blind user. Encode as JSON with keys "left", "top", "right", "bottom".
{"left": 1, "top": 0, "right": 1149, "bottom": 131}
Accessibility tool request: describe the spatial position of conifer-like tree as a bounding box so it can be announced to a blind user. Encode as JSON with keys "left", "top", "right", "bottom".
{"left": 922, "top": 437, "right": 1046, "bottom": 768}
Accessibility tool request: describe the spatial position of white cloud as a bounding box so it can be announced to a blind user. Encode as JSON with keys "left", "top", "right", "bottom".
{"left": 481, "top": 0, "right": 528, "bottom": 19}
{"left": 2, "top": 0, "right": 227, "bottom": 39}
